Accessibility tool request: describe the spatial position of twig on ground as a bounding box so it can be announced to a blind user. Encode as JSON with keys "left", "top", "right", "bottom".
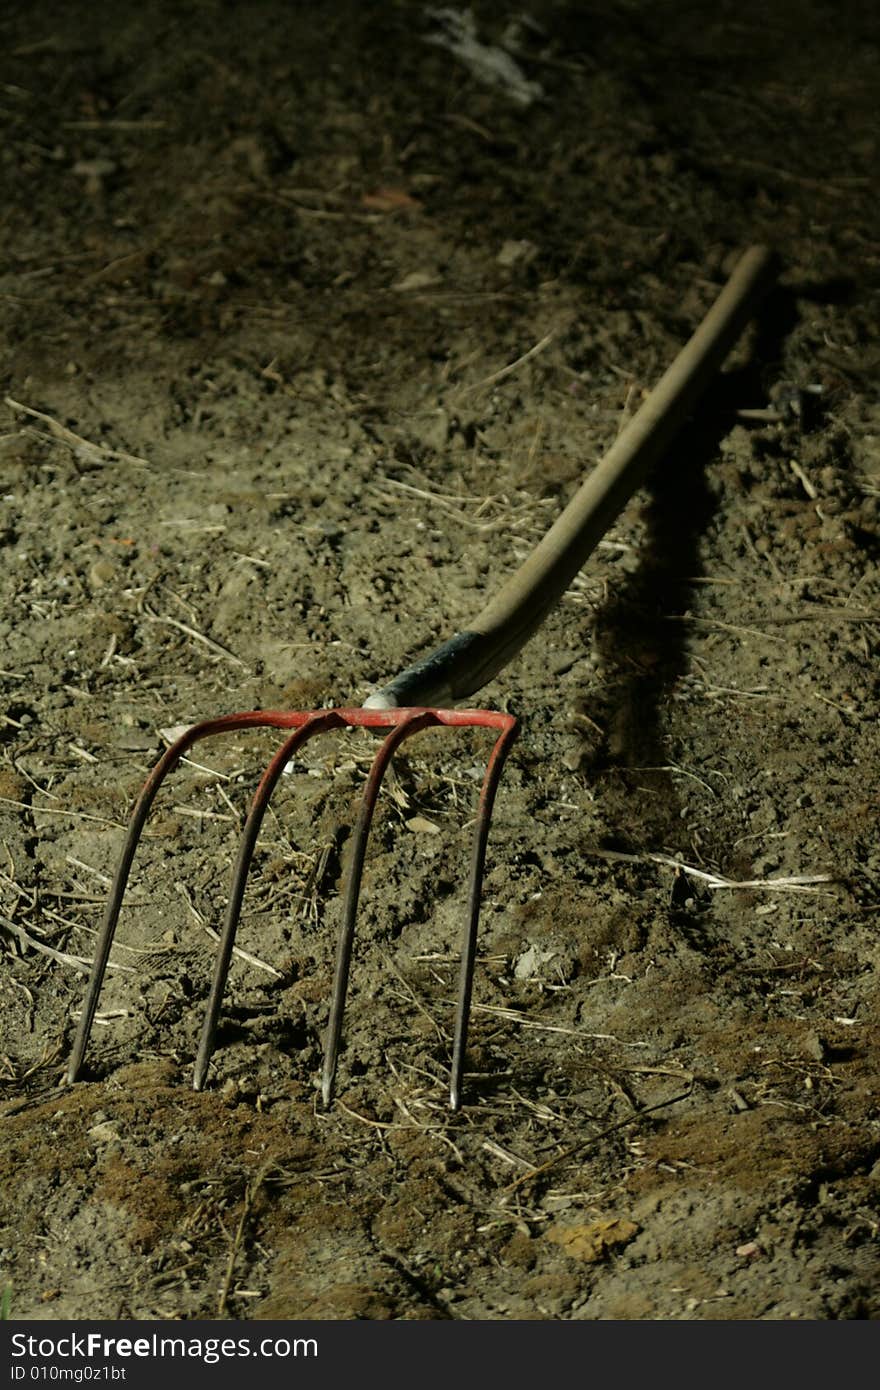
{"left": 0, "top": 796, "right": 124, "bottom": 830}
{"left": 503, "top": 1086, "right": 694, "bottom": 1193}
{"left": 140, "top": 602, "right": 248, "bottom": 669}
{"left": 1, "top": 916, "right": 134, "bottom": 973}
{"left": 585, "top": 846, "right": 834, "bottom": 892}
{"left": 216, "top": 1167, "right": 268, "bottom": 1318}
{"left": 175, "top": 883, "right": 283, "bottom": 978}
{"left": 461, "top": 332, "right": 555, "bottom": 393}
{"left": 379, "top": 948, "right": 449, "bottom": 1044}
{"left": 4, "top": 396, "right": 151, "bottom": 467}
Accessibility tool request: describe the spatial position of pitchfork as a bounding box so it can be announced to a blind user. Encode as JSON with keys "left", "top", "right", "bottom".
{"left": 67, "top": 245, "right": 777, "bottom": 1109}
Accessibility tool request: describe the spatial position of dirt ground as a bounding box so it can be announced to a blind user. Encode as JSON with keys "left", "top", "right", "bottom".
{"left": 1, "top": 0, "right": 878, "bottom": 1323}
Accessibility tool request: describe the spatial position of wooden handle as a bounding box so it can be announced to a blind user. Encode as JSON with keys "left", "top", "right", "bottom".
{"left": 365, "top": 245, "right": 778, "bottom": 709}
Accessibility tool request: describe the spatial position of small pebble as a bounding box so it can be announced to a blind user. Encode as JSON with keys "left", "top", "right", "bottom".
{"left": 88, "top": 559, "right": 116, "bottom": 588}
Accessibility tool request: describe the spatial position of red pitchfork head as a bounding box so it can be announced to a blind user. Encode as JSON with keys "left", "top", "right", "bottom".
{"left": 67, "top": 704, "right": 518, "bottom": 1111}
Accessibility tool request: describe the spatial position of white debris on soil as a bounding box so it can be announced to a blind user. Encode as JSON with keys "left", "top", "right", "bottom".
{"left": 423, "top": 7, "right": 544, "bottom": 107}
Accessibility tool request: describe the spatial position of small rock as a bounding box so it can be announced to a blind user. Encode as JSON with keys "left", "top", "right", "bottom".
{"left": 88, "top": 559, "right": 117, "bottom": 588}
{"left": 736, "top": 1241, "right": 762, "bottom": 1258}
{"left": 514, "top": 945, "right": 556, "bottom": 980}
{"left": 87, "top": 1121, "right": 121, "bottom": 1145}
{"left": 497, "top": 238, "right": 538, "bottom": 267}
{"left": 804, "top": 1031, "right": 827, "bottom": 1062}
{"left": 414, "top": 409, "right": 450, "bottom": 453}
{"left": 392, "top": 269, "right": 440, "bottom": 293}
{"left": 405, "top": 815, "right": 440, "bottom": 835}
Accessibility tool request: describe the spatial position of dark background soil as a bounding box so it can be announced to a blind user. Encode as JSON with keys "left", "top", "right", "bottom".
{"left": 1, "top": 0, "right": 879, "bottom": 1320}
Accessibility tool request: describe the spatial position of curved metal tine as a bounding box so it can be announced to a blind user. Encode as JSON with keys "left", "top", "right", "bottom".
{"left": 192, "top": 711, "right": 345, "bottom": 1091}
{"left": 67, "top": 711, "right": 307, "bottom": 1084}
{"left": 449, "top": 718, "right": 519, "bottom": 1111}
{"left": 321, "top": 709, "right": 437, "bottom": 1108}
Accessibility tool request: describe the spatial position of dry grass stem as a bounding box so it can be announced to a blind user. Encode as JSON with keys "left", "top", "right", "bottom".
{"left": 0, "top": 796, "right": 125, "bottom": 830}
{"left": 629, "top": 764, "right": 720, "bottom": 796}
{"left": 379, "top": 950, "right": 448, "bottom": 1043}
{"left": 175, "top": 883, "right": 283, "bottom": 978}
{"left": 586, "top": 846, "right": 834, "bottom": 892}
{"left": 62, "top": 119, "right": 167, "bottom": 130}
{"left": 4, "top": 396, "right": 151, "bottom": 467}
{"left": 482, "top": 1138, "right": 536, "bottom": 1170}
{"left": 503, "top": 1085, "right": 695, "bottom": 1193}
{"left": 470, "top": 1004, "right": 638, "bottom": 1040}
{"left": 1, "top": 916, "right": 134, "bottom": 973}
{"left": 371, "top": 475, "right": 555, "bottom": 536}
{"left": 667, "top": 614, "right": 789, "bottom": 643}
{"left": 216, "top": 1168, "right": 267, "bottom": 1318}
{"left": 461, "top": 332, "right": 555, "bottom": 393}
{"left": 334, "top": 1098, "right": 399, "bottom": 1130}
{"left": 790, "top": 458, "right": 819, "bottom": 499}
{"left": 65, "top": 855, "right": 112, "bottom": 886}
{"left": 141, "top": 602, "right": 248, "bottom": 669}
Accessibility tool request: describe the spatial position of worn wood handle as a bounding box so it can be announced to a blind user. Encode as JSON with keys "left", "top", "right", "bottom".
{"left": 365, "top": 244, "right": 778, "bottom": 709}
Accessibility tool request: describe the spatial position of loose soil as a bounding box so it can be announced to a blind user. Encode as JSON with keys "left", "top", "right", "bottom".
{"left": 1, "top": 0, "right": 879, "bottom": 1322}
